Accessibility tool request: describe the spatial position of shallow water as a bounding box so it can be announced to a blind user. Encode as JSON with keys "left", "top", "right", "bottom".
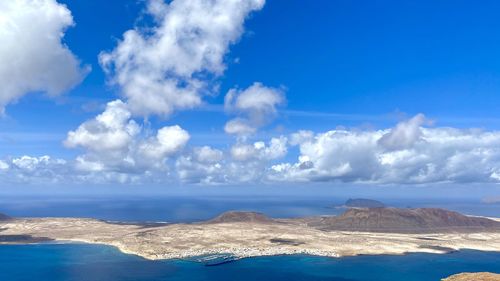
{"left": 0, "top": 244, "right": 499, "bottom": 281}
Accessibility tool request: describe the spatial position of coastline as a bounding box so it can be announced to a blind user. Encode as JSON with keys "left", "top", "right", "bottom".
{"left": 54, "top": 234, "right": 500, "bottom": 261}
{"left": 2, "top": 239, "right": 500, "bottom": 265}
{"left": 1, "top": 216, "right": 500, "bottom": 261}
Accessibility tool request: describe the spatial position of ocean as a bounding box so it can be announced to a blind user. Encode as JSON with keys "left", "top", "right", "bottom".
{"left": 0, "top": 195, "right": 498, "bottom": 222}
{"left": 0, "top": 244, "right": 499, "bottom": 281}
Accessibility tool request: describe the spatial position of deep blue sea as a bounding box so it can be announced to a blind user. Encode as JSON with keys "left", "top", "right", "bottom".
{"left": 0, "top": 244, "right": 499, "bottom": 281}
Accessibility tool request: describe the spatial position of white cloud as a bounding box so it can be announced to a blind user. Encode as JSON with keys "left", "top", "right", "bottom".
{"left": 138, "top": 125, "right": 190, "bottom": 161}
{"left": 224, "top": 82, "right": 285, "bottom": 135}
{"left": 99, "top": 0, "right": 265, "bottom": 117}
{"left": 12, "top": 155, "right": 51, "bottom": 171}
{"left": 0, "top": 160, "right": 8, "bottom": 170}
{"left": 65, "top": 99, "right": 189, "bottom": 174}
{"left": 225, "top": 82, "right": 285, "bottom": 115}
{"left": 270, "top": 114, "right": 500, "bottom": 184}
{"left": 176, "top": 137, "right": 288, "bottom": 184}
{"left": 4, "top": 155, "right": 69, "bottom": 184}
{"left": 290, "top": 130, "right": 314, "bottom": 145}
{"left": 222, "top": 137, "right": 288, "bottom": 183}
{"left": 176, "top": 146, "right": 225, "bottom": 184}
{"left": 270, "top": 129, "right": 379, "bottom": 182}
{"left": 378, "top": 113, "right": 427, "bottom": 150}
{"left": 193, "top": 146, "right": 224, "bottom": 163}
{"left": 65, "top": 100, "right": 140, "bottom": 152}
{"left": 8, "top": 114, "right": 500, "bottom": 186}
{"left": 224, "top": 118, "right": 257, "bottom": 135}
{"left": 230, "top": 144, "right": 256, "bottom": 162}
{"left": 0, "top": 0, "right": 89, "bottom": 113}
{"left": 230, "top": 137, "right": 288, "bottom": 162}
{"left": 74, "top": 156, "right": 105, "bottom": 172}
{"left": 56, "top": 0, "right": 265, "bottom": 183}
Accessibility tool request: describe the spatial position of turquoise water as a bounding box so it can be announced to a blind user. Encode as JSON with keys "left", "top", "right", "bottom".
{"left": 0, "top": 244, "right": 499, "bottom": 281}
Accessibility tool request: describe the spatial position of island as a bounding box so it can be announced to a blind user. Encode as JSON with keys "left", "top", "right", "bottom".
{"left": 344, "top": 198, "right": 386, "bottom": 208}
{"left": 442, "top": 272, "right": 500, "bottom": 281}
{"left": 0, "top": 208, "right": 499, "bottom": 261}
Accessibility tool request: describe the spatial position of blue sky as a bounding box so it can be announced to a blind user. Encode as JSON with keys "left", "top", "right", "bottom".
{"left": 2, "top": 0, "right": 500, "bottom": 196}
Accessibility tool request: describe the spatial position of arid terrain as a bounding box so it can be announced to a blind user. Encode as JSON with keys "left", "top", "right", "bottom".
{"left": 0, "top": 208, "right": 499, "bottom": 260}
{"left": 442, "top": 272, "right": 500, "bottom": 281}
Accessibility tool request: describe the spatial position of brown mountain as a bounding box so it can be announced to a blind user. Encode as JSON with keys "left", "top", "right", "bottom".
{"left": 308, "top": 207, "right": 500, "bottom": 233}
{"left": 208, "top": 211, "right": 274, "bottom": 224}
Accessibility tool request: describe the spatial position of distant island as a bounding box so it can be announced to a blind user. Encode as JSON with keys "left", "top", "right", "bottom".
{"left": 442, "top": 272, "right": 500, "bottom": 281}
{"left": 0, "top": 208, "right": 499, "bottom": 260}
{"left": 344, "top": 198, "right": 386, "bottom": 208}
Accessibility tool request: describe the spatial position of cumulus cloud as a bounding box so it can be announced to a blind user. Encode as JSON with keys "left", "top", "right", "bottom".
{"left": 0, "top": 0, "right": 89, "bottom": 113}
{"left": 13, "top": 155, "right": 52, "bottom": 171}
{"left": 378, "top": 113, "right": 427, "bottom": 150}
{"left": 175, "top": 137, "right": 288, "bottom": 184}
{"left": 55, "top": 0, "right": 266, "bottom": 183}
{"left": 270, "top": 130, "right": 380, "bottom": 182}
{"left": 230, "top": 137, "right": 288, "bottom": 161}
{"left": 8, "top": 113, "right": 500, "bottom": 186}
{"left": 65, "top": 100, "right": 140, "bottom": 152}
{"left": 65, "top": 99, "right": 189, "bottom": 174}
{"left": 138, "top": 125, "right": 190, "bottom": 162}
{"left": 3, "top": 155, "right": 69, "bottom": 184}
{"left": 224, "top": 118, "right": 257, "bottom": 135}
{"left": 99, "top": 0, "right": 265, "bottom": 117}
{"left": 176, "top": 146, "right": 225, "bottom": 184}
{"left": 209, "top": 136, "right": 289, "bottom": 183}
{"left": 193, "top": 146, "right": 224, "bottom": 163}
{"left": 224, "top": 82, "right": 285, "bottom": 135}
{"left": 270, "top": 114, "right": 500, "bottom": 184}
{"left": 0, "top": 160, "right": 8, "bottom": 170}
